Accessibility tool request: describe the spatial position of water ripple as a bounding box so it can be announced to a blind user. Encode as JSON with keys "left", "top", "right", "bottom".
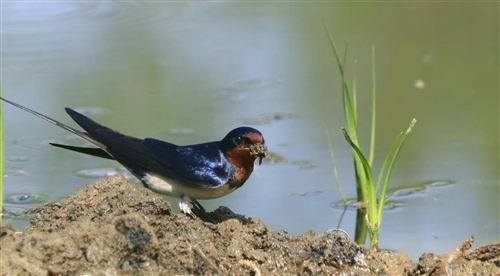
{"left": 232, "top": 77, "right": 279, "bottom": 91}
{"left": 3, "top": 2, "right": 174, "bottom": 71}
{"left": 330, "top": 198, "right": 404, "bottom": 212}
{"left": 5, "top": 193, "right": 48, "bottom": 204}
{"left": 243, "top": 113, "right": 299, "bottom": 125}
{"left": 3, "top": 2, "right": 173, "bottom": 35}
{"left": 263, "top": 152, "right": 286, "bottom": 164}
{"left": 331, "top": 179, "right": 457, "bottom": 211}
{"left": 214, "top": 77, "right": 280, "bottom": 100}
{"left": 6, "top": 155, "right": 31, "bottom": 163}
{"left": 387, "top": 180, "right": 456, "bottom": 199}
{"left": 290, "top": 160, "right": 317, "bottom": 170}
{"left": 12, "top": 137, "right": 66, "bottom": 151}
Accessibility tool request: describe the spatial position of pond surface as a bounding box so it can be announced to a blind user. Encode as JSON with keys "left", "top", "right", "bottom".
{"left": 2, "top": 2, "right": 498, "bottom": 260}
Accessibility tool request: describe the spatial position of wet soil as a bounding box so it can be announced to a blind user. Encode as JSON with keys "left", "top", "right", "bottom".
{"left": 1, "top": 175, "right": 499, "bottom": 275}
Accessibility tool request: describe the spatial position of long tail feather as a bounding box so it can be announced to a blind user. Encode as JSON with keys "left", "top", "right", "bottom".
{"left": 0, "top": 97, "right": 105, "bottom": 149}
{"left": 49, "top": 143, "right": 114, "bottom": 160}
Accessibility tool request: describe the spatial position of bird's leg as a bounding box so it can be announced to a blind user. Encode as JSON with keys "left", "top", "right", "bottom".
{"left": 179, "top": 196, "right": 216, "bottom": 222}
{"left": 179, "top": 195, "right": 197, "bottom": 219}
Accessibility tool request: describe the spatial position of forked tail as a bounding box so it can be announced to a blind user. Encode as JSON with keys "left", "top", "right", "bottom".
{"left": 0, "top": 97, "right": 106, "bottom": 149}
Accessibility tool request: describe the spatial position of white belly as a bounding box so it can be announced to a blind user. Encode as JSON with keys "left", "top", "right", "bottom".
{"left": 141, "top": 173, "right": 236, "bottom": 200}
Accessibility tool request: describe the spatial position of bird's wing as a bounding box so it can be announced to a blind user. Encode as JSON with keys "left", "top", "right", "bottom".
{"left": 142, "top": 138, "right": 234, "bottom": 188}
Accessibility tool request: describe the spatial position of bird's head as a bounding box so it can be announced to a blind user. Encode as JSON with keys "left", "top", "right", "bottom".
{"left": 220, "top": 127, "right": 268, "bottom": 169}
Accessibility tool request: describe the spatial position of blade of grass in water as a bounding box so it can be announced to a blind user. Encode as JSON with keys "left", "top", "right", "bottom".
{"left": 368, "top": 45, "right": 376, "bottom": 167}
{"left": 341, "top": 128, "right": 377, "bottom": 224}
{"left": 377, "top": 119, "right": 417, "bottom": 220}
{"left": 324, "top": 21, "right": 368, "bottom": 244}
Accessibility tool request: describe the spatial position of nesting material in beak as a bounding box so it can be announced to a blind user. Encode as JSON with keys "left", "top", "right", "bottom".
{"left": 249, "top": 143, "right": 268, "bottom": 165}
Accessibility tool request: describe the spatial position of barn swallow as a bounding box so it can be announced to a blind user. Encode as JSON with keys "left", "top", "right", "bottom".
{"left": 0, "top": 97, "right": 268, "bottom": 218}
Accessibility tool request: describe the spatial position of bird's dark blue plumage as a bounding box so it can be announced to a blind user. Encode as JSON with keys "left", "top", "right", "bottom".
{"left": 144, "top": 138, "right": 236, "bottom": 188}
{"left": 0, "top": 97, "right": 268, "bottom": 219}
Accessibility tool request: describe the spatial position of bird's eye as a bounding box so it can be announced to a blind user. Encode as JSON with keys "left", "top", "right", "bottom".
{"left": 234, "top": 136, "right": 244, "bottom": 145}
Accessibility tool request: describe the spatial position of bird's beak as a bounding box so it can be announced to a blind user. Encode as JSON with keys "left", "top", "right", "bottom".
{"left": 248, "top": 143, "right": 268, "bottom": 165}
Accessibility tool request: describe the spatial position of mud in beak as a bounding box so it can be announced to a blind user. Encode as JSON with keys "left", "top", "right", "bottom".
{"left": 249, "top": 143, "right": 268, "bottom": 165}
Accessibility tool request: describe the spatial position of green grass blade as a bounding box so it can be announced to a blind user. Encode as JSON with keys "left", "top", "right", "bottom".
{"left": 352, "top": 60, "right": 358, "bottom": 123}
{"left": 323, "top": 22, "right": 359, "bottom": 143}
{"left": 341, "top": 128, "right": 377, "bottom": 220}
{"left": 343, "top": 44, "right": 358, "bottom": 127}
{"left": 324, "top": 22, "right": 347, "bottom": 88}
{"left": 375, "top": 132, "right": 403, "bottom": 192}
{"left": 368, "top": 45, "right": 376, "bottom": 167}
{"left": 377, "top": 119, "right": 417, "bottom": 219}
{"left": 342, "top": 43, "right": 348, "bottom": 72}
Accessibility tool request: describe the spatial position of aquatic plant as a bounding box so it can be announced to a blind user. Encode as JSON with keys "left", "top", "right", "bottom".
{"left": 324, "top": 23, "right": 417, "bottom": 250}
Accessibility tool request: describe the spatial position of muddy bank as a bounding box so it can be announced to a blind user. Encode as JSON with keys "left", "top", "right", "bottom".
{"left": 1, "top": 175, "right": 498, "bottom": 275}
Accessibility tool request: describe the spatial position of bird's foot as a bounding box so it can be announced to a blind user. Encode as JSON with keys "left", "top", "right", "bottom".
{"left": 192, "top": 200, "right": 217, "bottom": 223}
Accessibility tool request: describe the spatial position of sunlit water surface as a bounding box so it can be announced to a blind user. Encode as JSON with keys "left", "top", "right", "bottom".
{"left": 2, "top": 2, "right": 498, "bottom": 260}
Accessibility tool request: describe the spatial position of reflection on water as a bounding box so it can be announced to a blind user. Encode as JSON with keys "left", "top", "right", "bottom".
{"left": 2, "top": 2, "right": 498, "bottom": 260}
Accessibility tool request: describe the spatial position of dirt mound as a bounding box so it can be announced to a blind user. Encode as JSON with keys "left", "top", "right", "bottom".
{"left": 1, "top": 175, "right": 498, "bottom": 275}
